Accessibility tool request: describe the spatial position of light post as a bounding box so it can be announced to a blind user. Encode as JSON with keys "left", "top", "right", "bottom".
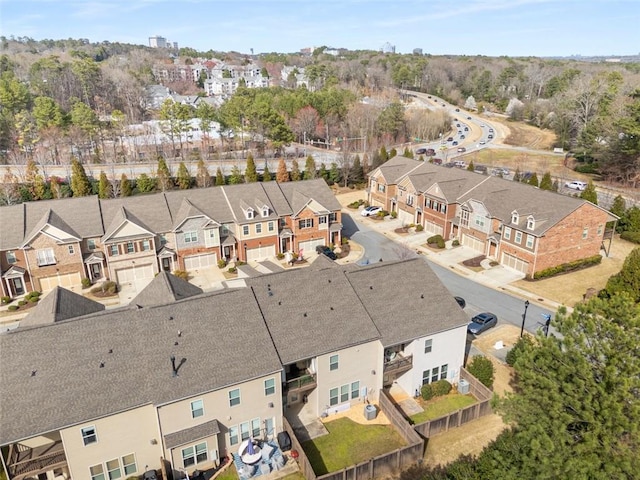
{"left": 520, "top": 300, "right": 530, "bottom": 338}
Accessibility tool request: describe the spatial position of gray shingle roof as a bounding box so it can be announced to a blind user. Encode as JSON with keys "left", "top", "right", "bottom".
{"left": 373, "top": 156, "right": 423, "bottom": 184}
{"left": 222, "top": 184, "right": 278, "bottom": 223}
{"left": 23, "top": 196, "right": 104, "bottom": 241}
{"left": 165, "top": 188, "right": 235, "bottom": 227}
{"left": 18, "top": 287, "right": 106, "bottom": 329}
{"left": 0, "top": 288, "right": 282, "bottom": 445}
{"left": 164, "top": 419, "right": 221, "bottom": 449}
{"left": 131, "top": 271, "right": 204, "bottom": 307}
{"left": 0, "top": 204, "right": 26, "bottom": 249}
{"left": 278, "top": 179, "right": 341, "bottom": 216}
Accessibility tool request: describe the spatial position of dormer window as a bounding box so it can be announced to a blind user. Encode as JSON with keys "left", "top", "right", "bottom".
{"left": 526, "top": 216, "right": 535, "bottom": 230}
{"left": 246, "top": 208, "right": 254, "bottom": 220}
{"left": 511, "top": 211, "right": 519, "bottom": 224}
{"left": 261, "top": 207, "right": 269, "bottom": 218}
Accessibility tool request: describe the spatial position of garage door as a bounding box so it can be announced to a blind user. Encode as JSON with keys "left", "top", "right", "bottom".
{"left": 424, "top": 221, "right": 444, "bottom": 236}
{"left": 39, "top": 272, "right": 82, "bottom": 292}
{"left": 246, "top": 245, "right": 276, "bottom": 262}
{"left": 462, "top": 234, "right": 485, "bottom": 253}
{"left": 116, "top": 264, "right": 154, "bottom": 286}
{"left": 397, "top": 209, "right": 413, "bottom": 225}
{"left": 184, "top": 253, "right": 217, "bottom": 270}
{"left": 299, "top": 238, "right": 326, "bottom": 254}
{"left": 502, "top": 252, "right": 529, "bottom": 274}
{"left": 370, "top": 199, "right": 384, "bottom": 208}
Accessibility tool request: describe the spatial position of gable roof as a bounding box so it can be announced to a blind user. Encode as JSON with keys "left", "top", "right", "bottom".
{"left": 22, "top": 209, "right": 82, "bottom": 246}
{"left": 19, "top": 287, "right": 105, "bottom": 329}
{"left": 370, "top": 156, "right": 422, "bottom": 184}
{"left": 131, "top": 271, "right": 203, "bottom": 307}
{"left": 278, "top": 179, "right": 341, "bottom": 216}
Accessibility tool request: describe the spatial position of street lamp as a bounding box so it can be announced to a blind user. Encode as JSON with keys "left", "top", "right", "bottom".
{"left": 520, "top": 300, "right": 530, "bottom": 338}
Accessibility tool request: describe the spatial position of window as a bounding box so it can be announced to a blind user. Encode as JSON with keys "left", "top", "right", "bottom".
{"left": 511, "top": 212, "right": 519, "bottom": 224}
{"left": 460, "top": 210, "right": 469, "bottom": 228}
{"left": 6, "top": 251, "right": 16, "bottom": 264}
{"left": 339, "top": 384, "right": 349, "bottom": 402}
{"left": 110, "top": 245, "right": 119, "bottom": 256}
{"left": 433, "top": 201, "right": 439, "bottom": 211}
{"left": 351, "top": 381, "right": 360, "bottom": 399}
{"left": 88, "top": 239, "right": 96, "bottom": 250}
{"left": 191, "top": 399, "right": 204, "bottom": 418}
{"left": 126, "top": 242, "right": 134, "bottom": 253}
{"left": 514, "top": 231, "right": 522, "bottom": 244}
{"left": 121, "top": 454, "right": 137, "bottom": 476}
{"left": 255, "top": 223, "right": 262, "bottom": 234}
{"left": 422, "top": 370, "right": 429, "bottom": 386}
{"left": 329, "top": 354, "right": 339, "bottom": 371}
{"left": 526, "top": 234, "right": 534, "bottom": 249}
{"left": 440, "top": 204, "right": 447, "bottom": 214}
{"left": 422, "top": 365, "right": 449, "bottom": 385}
{"left": 229, "top": 388, "right": 240, "bottom": 407}
{"left": 243, "top": 225, "right": 249, "bottom": 236}
{"left": 264, "top": 378, "right": 275, "bottom": 396}
{"left": 503, "top": 226, "right": 511, "bottom": 240}
{"left": 246, "top": 209, "right": 254, "bottom": 219}
{"left": 36, "top": 248, "right": 56, "bottom": 266}
{"left": 182, "top": 442, "right": 208, "bottom": 468}
{"left": 68, "top": 245, "right": 75, "bottom": 255}
{"left": 597, "top": 224, "right": 603, "bottom": 235}
{"left": 319, "top": 216, "right": 327, "bottom": 225}
{"left": 90, "top": 464, "right": 105, "bottom": 480}
{"left": 184, "top": 231, "right": 198, "bottom": 243}
{"left": 262, "top": 207, "right": 269, "bottom": 217}
{"left": 425, "top": 198, "right": 431, "bottom": 209}
{"left": 329, "top": 387, "right": 339, "bottom": 406}
{"left": 377, "top": 184, "right": 385, "bottom": 193}
{"left": 582, "top": 228, "right": 588, "bottom": 239}
{"left": 440, "top": 364, "right": 448, "bottom": 380}
{"left": 268, "top": 222, "right": 274, "bottom": 232}
{"left": 406, "top": 195, "right": 414, "bottom": 206}
{"left": 240, "top": 422, "right": 250, "bottom": 441}
{"left": 527, "top": 217, "right": 535, "bottom": 230}
{"left": 106, "top": 459, "right": 121, "bottom": 480}
{"left": 431, "top": 367, "right": 439, "bottom": 383}
{"left": 159, "top": 234, "right": 167, "bottom": 246}
{"left": 329, "top": 213, "right": 337, "bottom": 222}
{"left": 81, "top": 426, "right": 97, "bottom": 445}
{"left": 229, "top": 426, "right": 239, "bottom": 446}
{"left": 142, "top": 240, "right": 151, "bottom": 251}
{"left": 474, "top": 216, "right": 485, "bottom": 228}
{"left": 424, "top": 339, "right": 433, "bottom": 353}
{"left": 252, "top": 418, "right": 261, "bottom": 437}
{"left": 299, "top": 219, "right": 313, "bottom": 229}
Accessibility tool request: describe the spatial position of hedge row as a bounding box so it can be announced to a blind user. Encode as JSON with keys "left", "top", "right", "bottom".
{"left": 621, "top": 231, "right": 640, "bottom": 244}
{"left": 531, "top": 254, "right": 602, "bottom": 280}
{"left": 427, "top": 234, "right": 446, "bottom": 249}
{"left": 421, "top": 379, "right": 453, "bottom": 400}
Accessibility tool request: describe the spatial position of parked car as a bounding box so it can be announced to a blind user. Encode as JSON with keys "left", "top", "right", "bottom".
{"left": 415, "top": 147, "right": 427, "bottom": 155}
{"left": 425, "top": 148, "right": 436, "bottom": 156}
{"left": 487, "top": 134, "right": 494, "bottom": 139}
{"left": 454, "top": 296, "right": 466, "bottom": 308}
{"left": 479, "top": 140, "right": 486, "bottom": 145}
{"left": 453, "top": 160, "right": 466, "bottom": 168}
{"left": 565, "top": 180, "right": 587, "bottom": 191}
{"left": 455, "top": 108, "right": 460, "bottom": 112}
{"left": 431, "top": 157, "right": 443, "bottom": 165}
{"left": 315, "top": 245, "right": 337, "bottom": 260}
{"left": 467, "top": 116, "right": 472, "bottom": 120}
{"left": 447, "top": 137, "right": 454, "bottom": 142}
{"left": 464, "top": 126, "right": 469, "bottom": 131}
{"left": 457, "top": 147, "right": 466, "bottom": 152}
{"left": 452, "top": 140, "right": 459, "bottom": 146}
{"left": 468, "top": 312, "right": 498, "bottom": 335}
{"left": 460, "top": 135, "right": 465, "bottom": 139}
{"left": 361, "top": 206, "right": 382, "bottom": 217}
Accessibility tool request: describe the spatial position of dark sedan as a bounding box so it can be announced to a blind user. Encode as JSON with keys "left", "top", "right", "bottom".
{"left": 315, "top": 245, "right": 337, "bottom": 260}
{"left": 468, "top": 312, "right": 498, "bottom": 335}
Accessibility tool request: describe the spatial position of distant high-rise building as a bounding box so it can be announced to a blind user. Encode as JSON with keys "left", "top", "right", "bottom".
{"left": 413, "top": 48, "right": 423, "bottom": 55}
{"left": 172, "top": 41, "right": 179, "bottom": 50}
{"left": 149, "top": 36, "right": 167, "bottom": 48}
{"left": 381, "top": 42, "right": 396, "bottom": 54}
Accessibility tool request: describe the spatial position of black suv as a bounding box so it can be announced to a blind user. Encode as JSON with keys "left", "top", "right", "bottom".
{"left": 315, "top": 245, "right": 337, "bottom": 260}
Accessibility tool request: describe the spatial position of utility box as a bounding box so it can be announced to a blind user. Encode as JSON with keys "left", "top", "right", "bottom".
{"left": 364, "top": 404, "right": 377, "bottom": 420}
{"left": 458, "top": 379, "right": 470, "bottom": 395}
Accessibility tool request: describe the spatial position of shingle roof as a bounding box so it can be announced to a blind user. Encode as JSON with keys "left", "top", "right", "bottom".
{"left": 278, "top": 179, "right": 341, "bottom": 216}
{"left": 164, "top": 188, "right": 236, "bottom": 227}
{"left": 18, "top": 287, "right": 105, "bottom": 329}
{"left": 222, "top": 183, "right": 278, "bottom": 223}
{"left": 373, "top": 156, "right": 423, "bottom": 184}
{"left": 131, "top": 271, "right": 204, "bottom": 307}
{"left": 0, "top": 204, "right": 25, "bottom": 249}
{"left": 0, "top": 288, "right": 282, "bottom": 445}
{"left": 164, "top": 419, "right": 221, "bottom": 449}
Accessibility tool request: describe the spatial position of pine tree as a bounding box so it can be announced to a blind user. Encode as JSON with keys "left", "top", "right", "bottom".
{"left": 318, "top": 163, "right": 329, "bottom": 182}
{"left": 262, "top": 165, "right": 272, "bottom": 182}
{"left": 25, "top": 159, "right": 40, "bottom": 198}
{"left": 32, "top": 175, "right": 47, "bottom": 200}
{"left": 580, "top": 180, "right": 598, "bottom": 204}
{"left": 329, "top": 162, "right": 341, "bottom": 185}
{"left": 304, "top": 155, "right": 317, "bottom": 180}
{"left": 467, "top": 161, "right": 475, "bottom": 171}
{"left": 528, "top": 172, "right": 539, "bottom": 187}
{"left": 350, "top": 155, "right": 364, "bottom": 184}
{"left": 610, "top": 195, "right": 626, "bottom": 218}
{"left": 137, "top": 173, "right": 156, "bottom": 193}
{"left": 215, "top": 167, "right": 225, "bottom": 186}
{"left": 276, "top": 158, "right": 289, "bottom": 182}
{"left": 380, "top": 146, "right": 389, "bottom": 163}
{"left": 539, "top": 171, "right": 553, "bottom": 190}
{"left": 120, "top": 174, "right": 132, "bottom": 197}
{"left": 290, "top": 159, "right": 301, "bottom": 181}
{"left": 176, "top": 162, "right": 191, "bottom": 189}
{"left": 245, "top": 154, "right": 258, "bottom": 182}
{"left": 403, "top": 147, "right": 413, "bottom": 158}
{"left": 389, "top": 148, "right": 397, "bottom": 159}
{"left": 156, "top": 157, "right": 173, "bottom": 191}
{"left": 70, "top": 158, "right": 91, "bottom": 197}
{"left": 195, "top": 158, "right": 212, "bottom": 188}
{"left": 98, "top": 171, "right": 112, "bottom": 198}
{"left": 228, "top": 165, "right": 243, "bottom": 185}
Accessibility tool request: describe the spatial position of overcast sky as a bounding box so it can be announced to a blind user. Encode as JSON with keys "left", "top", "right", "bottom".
{"left": 1, "top": 0, "right": 638, "bottom": 57}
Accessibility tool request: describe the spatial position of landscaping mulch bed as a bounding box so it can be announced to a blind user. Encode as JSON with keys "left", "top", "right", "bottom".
{"left": 462, "top": 255, "right": 486, "bottom": 268}
{"left": 394, "top": 227, "right": 410, "bottom": 235}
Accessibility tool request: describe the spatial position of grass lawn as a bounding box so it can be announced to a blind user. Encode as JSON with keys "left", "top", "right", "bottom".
{"left": 301, "top": 417, "right": 406, "bottom": 475}
{"left": 214, "top": 466, "right": 239, "bottom": 480}
{"left": 410, "top": 394, "right": 477, "bottom": 425}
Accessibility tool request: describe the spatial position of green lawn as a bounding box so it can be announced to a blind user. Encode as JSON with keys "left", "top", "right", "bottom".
{"left": 410, "top": 394, "right": 477, "bottom": 425}
{"left": 301, "top": 417, "right": 406, "bottom": 475}
{"left": 213, "top": 466, "right": 238, "bottom": 480}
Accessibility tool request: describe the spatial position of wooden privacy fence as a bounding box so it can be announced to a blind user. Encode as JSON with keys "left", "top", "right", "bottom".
{"left": 413, "top": 367, "right": 494, "bottom": 438}
{"left": 283, "top": 417, "right": 317, "bottom": 480}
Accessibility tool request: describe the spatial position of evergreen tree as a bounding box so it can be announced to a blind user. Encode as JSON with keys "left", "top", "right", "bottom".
{"left": 176, "top": 162, "right": 191, "bottom": 190}
{"left": 318, "top": 163, "right": 329, "bottom": 182}
{"left": 290, "top": 159, "right": 301, "bottom": 181}
{"left": 228, "top": 165, "right": 243, "bottom": 184}
{"left": 552, "top": 179, "right": 559, "bottom": 192}
{"left": 262, "top": 165, "right": 272, "bottom": 182}
{"left": 120, "top": 174, "right": 132, "bottom": 197}
{"left": 580, "top": 180, "right": 598, "bottom": 204}
{"left": 389, "top": 147, "right": 397, "bottom": 158}
{"left": 528, "top": 172, "right": 539, "bottom": 187}
{"left": 156, "top": 157, "right": 173, "bottom": 191}
{"left": 32, "top": 174, "right": 47, "bottom": 200}
{"left": 215, "top": 167, "right": 225, "bottom": 186}
{"left": 195, "top": 158, "right": 212, "bottom": 188}
{"left": 402, "top": 147, "right": 413, "bottom": 158}
{"left": 276, "top": 158, "right": 289, "bottom": 182}
{"left": 25, "top": 159, "right": 39, "bottom": 197}
{"left": 379, "top": 146, "right": 389, "bottom": 163}
{"left": 371, "top": 150, "right": 382, "bottom": 169}
{"left": 602, "top": 247, "right": 640, "bottom": 302}
{"left": 513, "top": 168, "right": 522, "bottom": 182}
{"left": 70, "top": 158, "right": 91, "bottom": 197}
{"left": 467, "top": 161, "right": 475, "bottom": 171}
{"left": 98, "top": 171, "right": 112, "bottom": 199}
{"left": 350, "top": 155, "right": 364, "bottom": 184}
{"left": 304, "top": 155, "right": 317, "bottom": 180}
{"left": 539, "top": 171, "right": 554, "bottom": 190}
{"left": 328, "top": 162, "right": 341, "bottom": 185}
{"left": 136, "top": 173, "right": 156, "bottom": 193}
{"left": 245, "top": 154, "right": 258, "bottom": 182}
{"left": 610, "top": 195, "right": 626, "bottom": 219}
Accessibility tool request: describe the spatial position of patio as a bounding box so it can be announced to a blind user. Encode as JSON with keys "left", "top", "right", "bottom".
{"left": 231, "top": 440, "right": 292, "bottom": 480}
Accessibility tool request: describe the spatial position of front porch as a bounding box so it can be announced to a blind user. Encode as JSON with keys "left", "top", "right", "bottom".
{"left": 5, "top": 439, "right": 68, "bottom": 480}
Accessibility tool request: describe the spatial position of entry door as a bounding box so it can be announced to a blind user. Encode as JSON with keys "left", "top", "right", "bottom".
{"left": 11, "top": 278, "right": 25, "bottom": 296}
{"left": 161, "top": 257, "right": 171, "bottom": 271}
{"left": 90, "top": 263, "right": 102, "bottom": 279}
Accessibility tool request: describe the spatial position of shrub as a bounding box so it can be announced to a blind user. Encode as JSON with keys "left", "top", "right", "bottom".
{"left": 217, "top": 259, "right": 227, "bottom": 269}
{"left": 236, "top": 261, "right": 247, "bottom": 266}
{"left": 427, "top": 234, "right": 445, "bottom": 249}
{"left": 466, "top": 355, "right": 494, "bottom": 389}
{"left": 621, "top": 231, "right": 640, "bottom": 244}
{"left": 431, "top": 379, "right": 453, "bottom": 396}
{"left": 172, "top": 270, "right": 189, "bottom": 281}
{"left": 506, "top": 335, "right": 534, "bottom": 367}
{"left": 228, "top": 266, "right": 237, "bottom": 274}
{"left": 421, "top": 384, "right": 435, "bottom": 401}
{"left": 91, "top": 281, "right": 118, "bottom": 295}
{"left": 391, "top": 211, "right": 398, "bottom": 218}
{"left": 341, "top": 236, "right": 349, "bottom": 245}
{"left": 18, "top": 300, "right": 27, "bottom": 306}
{"left": 1, "top": 296, "right": 12, "bottom": 305}
{"left": 81, "top": 278, "right": 92, "bottom": 289}
{"left": 276, "top": 252, "right": 285, "bottom": 260}
{"left": 376, "top": 210, "right": 389, "bottom": 218}
{"left": 29, "top": 296, "right": 40, "bottom": 303}
{"left": 531, "top": 254, "right": 602, "bottom": 280}
{"left": 8, "top": 305, "right": 18, "bottom": 311}
{"left": 452, "top": 239, "right": 460, "bottom": 247}
{"left": 24, "top": 291, "right": 42, "bottom": 301}
{"left": 416, "top": 224, "right": 424, "bottom": 232}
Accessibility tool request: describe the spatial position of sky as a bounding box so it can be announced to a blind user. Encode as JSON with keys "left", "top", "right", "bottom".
{"left": 1, "top": 0, "right": 639, "bottom": 57}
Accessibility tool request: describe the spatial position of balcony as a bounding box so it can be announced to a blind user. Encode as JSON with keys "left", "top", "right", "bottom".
{"left": 383, "top": 354, "right": 413, "bottom": 375}
{"left": 285, "top": 373, "right": 317, "bottom": 394}
{"left": 7, "top": 441, "right": 67, "bottom": 480}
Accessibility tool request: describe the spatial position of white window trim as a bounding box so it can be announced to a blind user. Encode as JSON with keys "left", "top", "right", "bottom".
{"left": 81, "top": 425, "right": 98, "bottom": 446}
{"left": 503, "top": 226, "right": 511, "bottom": 240}
{"left": 184, "top": 231, "right": 198, "bottom": 243}
{"left": 229, "top": 388, "right": 241, "bottom": 407}
{"left": 243, "top": 225, "right": 249, "bottom": 236}
{"left": 424, "top": 339, "right": 433, "bottom": 353}
{"left": 255, "top": 223, "right": 262, "bottom": 234}
{"left": 264, "top": 378, "right": 276, "bottom": 396}
{"left": 526, "top": 234, "right": 534, "bottom": 249}
{"left": 329, "top": 354, "right": 339, "bottom": 371}
{"left": 191, "top": 399, "right": 204, "bottom": 418}
{"left": 526, "top": 217, "right": 535, "bottom": 230}
{"left": 6, "top": 251, "right": 17, "bottom": 264}
{"left": 514, "top": 231, "right": 522, "bottom": 244}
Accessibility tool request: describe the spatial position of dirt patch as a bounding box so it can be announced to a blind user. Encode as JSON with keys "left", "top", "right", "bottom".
{"left": 394, "top": 227, "right": 410, "bottom": 235}
{"left": 462, "top": 255, "right": 485, "bottom": 268}
{"left": 470, "top": 324, "right": 521, "bottom": 396}
{"left": 483, "top": 116, "right": 557, "bottom": 150}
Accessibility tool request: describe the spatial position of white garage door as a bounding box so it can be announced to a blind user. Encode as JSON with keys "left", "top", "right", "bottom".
{"left": 370, "top": 199, "right": 384, "bottom": 208}
{"left": 116, "top": 264, "right": 154, "bottom": 286}
{"left": 184, "top": 253, "right": 217, "bottom": 270}
{"left": 502, "top": 252, "right": 529, "bottom": 274}
{"left": 424, "top": 221, "right": 444, "bottom": 236}
{"left": 299, "top": 238, "right": 326, "bottom": 254}
{"left": 462, "top": 234, "right": 485, "bottom": 253}
{"left": 39, "top": 272, "right": 82, "bottom": 292}
{"left": 397, "top": 208, "right": 413, "bottom": 225}
{"left": 246, "top": 245, "right": 276, "bottom": 262}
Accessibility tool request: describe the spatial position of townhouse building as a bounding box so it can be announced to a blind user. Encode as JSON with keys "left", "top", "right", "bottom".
{"left": 368, "top": 156, "right": 617, "bottom": 278}
{"left": 0, "top": 180, "right": 342, "bottom": 299}
{"left": 0, "top": 258, "right": 469, "bottom": 480}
